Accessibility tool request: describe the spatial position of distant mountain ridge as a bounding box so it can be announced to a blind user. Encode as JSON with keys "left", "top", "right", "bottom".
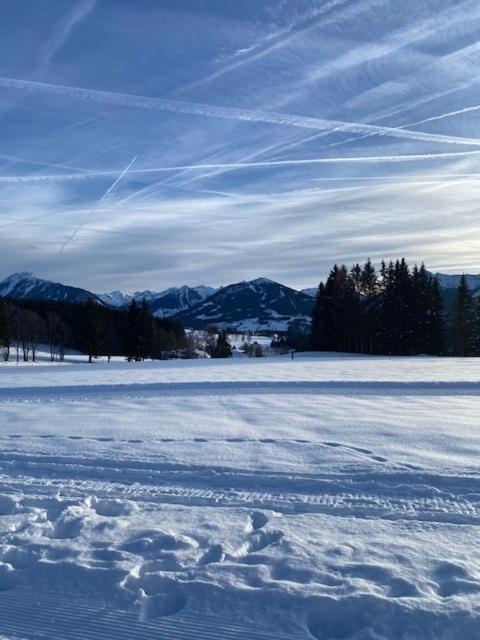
{"left": 433, "top": 273, "right": 480, "bottom": 293}
{"left": 0, "top": 272, "right": 103, "bottom": 305}
{"left": 2, "top": 271, "right": 478, "bottom": 332}
{"left": 173, "top": 277, "right": 314, "bottom": 331}
{"left": 98, "top": 285, "right": 216, "bottom": 317}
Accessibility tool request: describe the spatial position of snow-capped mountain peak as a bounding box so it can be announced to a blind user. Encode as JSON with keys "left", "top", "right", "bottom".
{"left": 98, "top": 284, "right": 216, "bottom": 317}
{"left": 249, "top": 277, "right": 275, "bottom": 286}
{"left": 149, "top": 285, "right": 216, "bottom": 317}
{"left": 97, "top": 289, "right": 161, "bottom": 307}
{"left": 0, "top": 271, "right": 38, "bottom": 298}
{"left": 0, "top": 272, "right": 101, "bottom": 304}
{"left": 174, "top": 277, "right": 314, "bottom": 331}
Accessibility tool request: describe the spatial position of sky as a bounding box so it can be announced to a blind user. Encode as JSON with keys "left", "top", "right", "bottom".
{"left": 1, "top": 0, "right": 480, "bottom": 292}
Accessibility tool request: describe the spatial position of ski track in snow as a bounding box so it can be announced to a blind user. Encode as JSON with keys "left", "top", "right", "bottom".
{"left": 0, "top": 354, "right": 479, "bottom": 638}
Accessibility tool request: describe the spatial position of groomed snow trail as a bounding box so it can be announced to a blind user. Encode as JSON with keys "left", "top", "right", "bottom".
{"left": 0, "top": 354, "right": 479, "bottom": 639}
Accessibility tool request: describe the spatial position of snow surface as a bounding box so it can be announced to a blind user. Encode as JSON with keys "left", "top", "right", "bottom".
{"left": 0, "top": 354, "right": 479, "bottom": 639}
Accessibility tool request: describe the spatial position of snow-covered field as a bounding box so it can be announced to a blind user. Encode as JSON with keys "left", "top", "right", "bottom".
{"left": 0, "top": 354, "right": 479, "bottom": 639}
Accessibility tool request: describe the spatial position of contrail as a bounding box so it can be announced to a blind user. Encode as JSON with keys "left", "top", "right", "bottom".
{"left": 2, "top": 150, "right": 480, "bottom": 185}
{"left": 179, "top": 0, "right": 353, "bottom": 93}
{"left": 1, "top": 76, "right": 479, "bottom": 147}
{"left": 37, "top": 0, "right": 97, "bottom": 75}
{"left": 54, "top": 155, "right": 137, "bottom": 258}
{"left": 407, "top": 104, "right": 480, "bottom": 127}
{"left": 311, "top": 100, "right": 480, "bottom": 154}
{"left": 311, "top": 173, "right": 480, "bottom": 181}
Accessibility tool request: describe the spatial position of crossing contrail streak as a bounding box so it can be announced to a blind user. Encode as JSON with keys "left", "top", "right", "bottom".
{"left": 54, "top": 155, "right": 137, "bottom": 257}
{"left": 2, "top": 150, "right": 480, "bottom": 185}
{"left": 407, "top": 104, "right": 480, "bottom": 127}
{"left": 322, "top": 102, "right": 480, "bottom": 152}
{"left": 1, "top": 76, "right": 479, "bottom": 148}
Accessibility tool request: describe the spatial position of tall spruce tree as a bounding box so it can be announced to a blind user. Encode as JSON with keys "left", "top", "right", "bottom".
{"left": 381, "top": 259, "right": 415, "bottom": 355}
{"left": 360, "top": 258, "right": 380, "bottom": 354}
{"left": 429, "top": 276, "right": 444, "bottom": 355}
{"left": 125, "top": 299, "right": 141, "bottom": 361}
{"left": 209, "top": 330, "right": 232, "bottom": 358}
{"left": 412, "top": 265, "right": 443, "bottom": 355}
{"left": 139, "top": 298, "right": 154, "bottom": 360}
{"left": 0, "top": 300, "right": 10, "bottom": 361}
{"left": 452, "top": 274, "right": 475, "bottom": 356}
{"left": 311, "top": 282, "right": 329, "bottom": 350}
{"left": 83, "top": 298, "right": 103, "bottom": 363}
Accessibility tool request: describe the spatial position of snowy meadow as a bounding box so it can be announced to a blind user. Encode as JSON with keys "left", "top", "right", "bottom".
{"left": 0, "top": 353, "right": 478, "bottom": 639}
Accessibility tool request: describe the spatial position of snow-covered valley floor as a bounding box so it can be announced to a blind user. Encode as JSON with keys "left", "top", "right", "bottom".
{"left": 0, "top": 354, "right": 479, "bottom": 639}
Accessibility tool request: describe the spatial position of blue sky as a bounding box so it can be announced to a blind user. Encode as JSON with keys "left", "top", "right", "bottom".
{"left": 1, "top": 0, "right": 480, "bottom": 292}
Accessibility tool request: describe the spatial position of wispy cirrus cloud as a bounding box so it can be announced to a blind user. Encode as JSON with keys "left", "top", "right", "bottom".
{"left": 36, "top": 0, "right": 98, "bottom": 75}
{"left": 0, "top": 75, "right": 479, "bottom": 148}
{"left": 1, "top": 0, "right": 480, "bottom": 289}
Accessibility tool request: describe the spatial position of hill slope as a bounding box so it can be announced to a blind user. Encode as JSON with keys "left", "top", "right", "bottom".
{"left": 175, "top": 277, "right": 314, "bottom": 331}
{"left": 0, "top": 272, "right": 101, "bottom": 305}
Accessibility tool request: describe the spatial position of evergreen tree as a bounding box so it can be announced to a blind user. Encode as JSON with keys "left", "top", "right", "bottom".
{"left": 0, "top": 300, "right": 10, "bottom": 361}
{"left": 381, "top": 259, "right": 415, "bottom": 355}
{"left": 360, "top": 258, "right": 380, "bottom": 354}
{"left": 125, "top": 299, "right": 141, "bottom": 361}
{"left": 83, "top": 298, "right": 103, "bottom": 363}
{"left": 350, "top": 263, "right": 362, "bottom": 291}
{"left": 412, "top": 265, "right": 443, "bottom": 355}
{"left": 311, "top": 265, "right": 360, "bottom": 353}
{"left": 429, "top": 277, "right": 444, "bottom": 355}
{"left": 311, "top": 282, "right": 329, "bottom": 350}
{"left": 361, "top": 258, "right": 377, "bottom": 296}
{"left": 139, "top": 298, "right": 154, "bottom": 360}
{"left": 208, "top": 330, "right": 232, "bottom": 358}
{"left": 452, "top": 275, "right": 475, "bottom": 356}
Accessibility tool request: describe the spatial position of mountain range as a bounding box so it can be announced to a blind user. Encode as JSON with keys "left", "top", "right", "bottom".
{"left": 0, "top": 272, "right": 314, "bottom": 332}
{"left": 98, "top": 285, "right": 216, "bottom": 317}
{"left": 0, "top": 271, "right": 477, "bottom": 333}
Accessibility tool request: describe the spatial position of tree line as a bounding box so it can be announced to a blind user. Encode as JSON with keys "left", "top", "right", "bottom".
{"left": 0, "top": 297, "right": 186, "bottom": 362}
{"left": 311, "top": 258, "right": 477, "bottom": 356}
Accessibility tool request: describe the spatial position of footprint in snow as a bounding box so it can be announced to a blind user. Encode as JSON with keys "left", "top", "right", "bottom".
{"left": 121, "top": 531, "right": 196, "bottom": 557}
{"left": 92, "top": 498, "right": 131, "bottom": 518}
{"left": 0, "top": 495, "right": 17, "bottom": 515}
{"left": 139, "top": 583, "right": 188, "bottom": 621}
{"left": 245, "top": 530, "right": 283, "bottom": 554}
{"left": 0, "top": 562, "right": 18, "bottom": 591}
{"left": 431, "top": 560, "right": 480, "bottom": 598}
{"left": 127, "top": 574, "right": 188, "bottom": 621}
{"left": 249, "top": 511, "right": 269, "bottom": 531}
{"left": 337, "top": 563, "right": 419, "bottom": 598}
{"left": 198, "top": 544, "right": 225, "bottom": 566}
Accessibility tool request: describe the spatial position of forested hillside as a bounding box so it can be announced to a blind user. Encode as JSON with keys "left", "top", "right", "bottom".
{"left": 311, "top": 259, "right": 477, "bottom": 357}
{"left": 0, "top": 297, "right": 185, "bottom": 362}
